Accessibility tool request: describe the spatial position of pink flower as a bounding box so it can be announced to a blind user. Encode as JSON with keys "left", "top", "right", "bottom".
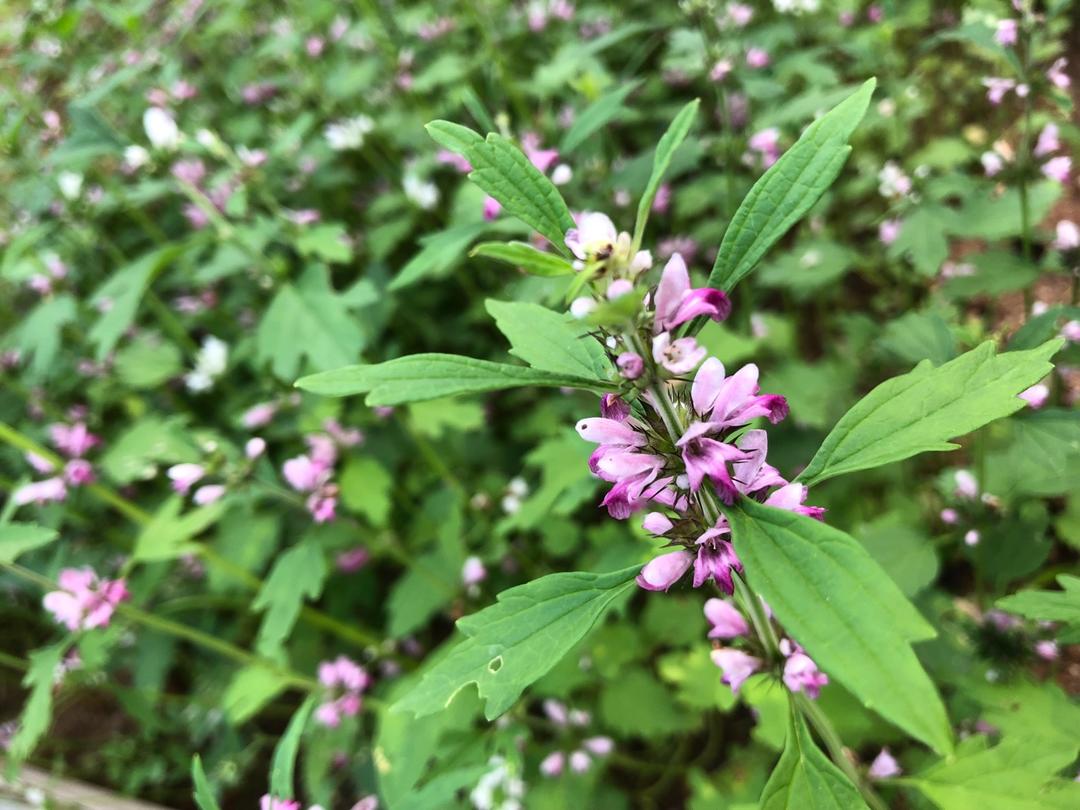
{"left": 652, "top": 183, "right": 672, "bottom": 214}
{"left": 1053, "top": 220, "right": 1080, "bottom": 250}
{"left": 690, "top": 359, "right": 789, "bottom": 428}
{"left": 879, "top": 219, "right": 902, "bottom": 245}
{"left": 642, "top": 511, "right": 674, "bottom": 535}
{"left": 565, "top": 212, "right": 617, "bottom": 261}
{"left": 336, "top": 546, "right": 370, "bottom": 573}
{"left": 1042, "top": 156, "right": 1071, "bottom": 183}
{"left": 964, "top": 529, "right": 981, "bottom": 547}
{"left": 693, "top": 526, "right": 742, "bottom": 591}
{"left": 711, "top": 648, "right": 760, "bottom": 693}
{"left": 616, "top": 352, "right": 644, "bottom": 379}
{"left": 522, "top": 132, "right": 559, "bottom": 174}
{"left": 540, "top": 751, "right": 564, "bottom": 777}
{"left": 730, "top": 430, "right": 786, "bottom": 496}
{"left": 940, "top": 508, "right": 959, "bottom": 524}
{"left": 724, "top": 3, "right": 753, "bottom": 27}
{"left": 246, "top": 437, "right": 267, "bottom": 459}
{"left": 867, "top": 5, "right": 884, "bottom": 22}
{"left": 1035, "top": 640, "right": 1059, "bottom": 661}
{"left": 43, "top": 568, "right": 129, "bottom": 631}
{"left": 315, "top": 656, "right": 368, "bottom": 728}
{"left": 1034, "top": 123, "right": 1059, "bottom": 157}
{"left": 483, "top": 196, "right": 502, "bottom": 220}
{"left": 955, "top": 469, "right": 979, "bottom": 499}
{"left": 994, "top": 18, "right": 1018, "bottom": 46}
{"left": 63, "top": 459, "right": 95, "bottom": 486}
{"left": 167, "top": 463, "right": 205, "bottom": 494}
{"left": 306, "top": 491, "right": 337, "bottom": 523}
{"left": 194, "top": 484, "right": 227, "bottom": 506}
{"left": 1063, "top": 320, "right": 1080, "bottom": 342}
{"left": 49, "top": 422, "right": 99, "bottom": 457}
{"left": 583, "top": 736, "right": 613, "bottom": 755}
{"left": 868, "top": 748, "right": 902, "bottom": 779}
{"left": 436, "top": 149, "right": 472, "bottom": 173}
{"left": 763, "top": 483, "right": 826, "bottom": 520}
{"left": 677, "top": 425, "right": 746, "bottom": 500}
{"left": 600, "top": 393, "right": 630, "bottom": 421}
{"left": 1019, "top": 383, "right": 1049, "bottom": 409}
{"left": 636, "top": 550, "right": 694, "bottom": 591}
{"left": 982, "top": 77, "right": 1015, "bottom": 104}
{"left": 569, "top": 750, "right": 591, "bottom": 773}
{"left": 653, "top": 253, "right": 731, "bottom": 332}
{"left": 260, "top": 796, "right": 301, "bottom": 810}
{"left": 748, "top": 128, "right": 780, "bottom": 167}
{"left": 705, "top": 598, "right": 748, "bottom": 638}
{"left": 745, "top": 48, "right": 769, "bottom": 68}
{"left": 981, "top": 151, "right": 1005, "bottom": 177}
{"left": 283, "top": 455, "right": 330, "bottom": 492}
{"left": 13, "top": 477, "right": 67, "bottom": 505}
{"left": 26, "top": 452, "right": 55, "bottom": 474}
{"left": 652, "top": 332, "right": 707, "bottom": 375}
{"left": 781, "top": 640, "right": 829, "bottom": 698}
{"left": 1047, "top": 58, "right": 1070, "bottom": 89}
{"left": 710, "top": 59, "right": 733, "bottom": 82}
{"left": 462, "top": 556, "right": 487, "bottom": 586}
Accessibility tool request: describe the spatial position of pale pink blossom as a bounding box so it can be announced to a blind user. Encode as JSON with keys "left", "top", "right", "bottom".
{"left": 242, "top": 402, "right": 277, "bottom": 429}
{"left": 1053, "top": 220, "right": 1080, "bottom": 250}
{"left": 540, "top": 751, "right": 564, "bottom": 777}
{"left": 569, "top": 750, "right": 591, "bottom": 773}
{"left": 782, "top": 644, "right": 829, "bottom": 699}
{"left": 1034, "top": 123, "right": 1059, "bottom": 157}
{"left": 260, "top": 796, "right": 300, "bottom": 810}
{"left": 336, "top": 547, "right": 370, "bottom": 573}
{"left": 994, "top": 19, "right": 1018, "bottom": 46}
{"left": 746, "top": 48, "right": 769, "bottom": 68}
{"left": 462, "top": 556, "right": 487, "bottom": 586}
{"left": 711, "top": 648, "right": 760, "bottom": 693}
{"left": 653, "top": 253, "right": 731, "bottom": 332}
{"left": 981, "top": 151, "right": 1005, "bottom": 177}
{"left": 1047, "top": 58, "right": 1070, "bottom": 89}
{"left": 1042, "top": 156, "right": 1071, "bottom": 183}
{"left": 1019, "top": 383, "right": 1049, "bottom": 409}
{"left": 652, "top": 332, "right": 707, "bottom": 374}
{"left": 43, "top": 568, "right": 129, "bottom": 631}
{"left": 940, "top": 508, "right": 959, "bottom": 525}
{"left": 704, "top": 598, "right": 748, "bottom": 638}
{"left": 1035, "top": 640, "right": 1059, "bottom": 660}
{"left": 878, "top": 219, "right": 902, "bottom": 245}
{"left": 63, "top": 459, "right": 95, "bottom": 486}
{"left": 616, "top": 351, "right": 644, "bottom": 379}
{"left": 245, "top": 437, "right": 267, "bottom": 459}
{"left": 13, "top": 477, "right": 67, "bottom": 505}
{"left": 868, "top": 748, "right": 902, "bottom": 779}
{"left": 167, "top": 463, "right": 205, "bottom": 494}
{"left": 193, "top": 484, "right": 226, "bottom": 505}
{"left": 49, "top": 422, "right": 99, "bottom": 457}
{"left": 636, "top": 549, "right": 694, "bottom": 591}
{"left": 982, "top": 77, "right": 1015, "bottom": 104}
{"left": 964, "top": 529, "right": 981, "bottom": 547}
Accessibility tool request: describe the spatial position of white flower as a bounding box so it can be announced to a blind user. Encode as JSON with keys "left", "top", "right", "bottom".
{"left": 185, "top": 335, "right": 228, "bottom": 392}
{"left": 123, "top": 145, "right": 150, "bottom": 170}
{"left": 403, "top": 173, "right": 439, "bottom": 209}
{"left": 143, "top": 107, "right": 181, "bottom": 150}
{"left": 564, "top": 212, "right": 618, "bottom": 261}
{"left": 57, "top": 171, "right": 83, "bottom": 200}
{"left": 877, "top": 161, "right": 912, "bottom": 198}
{"left": 324, "top": 115, "right": 374, "bottom": 150}
{"left": 1053, "top": 220, "right": 1080, "bottom": 250}
{"left": 551, "top": 163, "right": 573, "bottom": 185}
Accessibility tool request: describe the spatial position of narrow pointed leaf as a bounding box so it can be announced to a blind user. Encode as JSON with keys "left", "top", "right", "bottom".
{"left": 560, "top": 80, "right": 641, "bottom": 152}
{"left": 729, "top": 500, "right": 953, "bottom": 754}
{"left": 269, "top": 696, "right": 316, "bottom": 800}
{"left": 192, "top": 756, "right": 223, "bottom": 810}
{"left": 634, "top": 98, "right": 699, "bottom": 248}
{"left": 708, "top": 79, "right": 875, "bottom": 292}
{"left": 471, "top": 241, "right": 576, "bottom": 276}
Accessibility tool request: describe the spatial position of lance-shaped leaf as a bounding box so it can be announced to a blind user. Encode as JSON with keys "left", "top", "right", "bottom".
{"left": 760, "top": 702, "right": 868, "bottom": 810}
{"left": 707, "top": 79, "right": 875, "bottom": 292}
{"left": 471, "top": 241, "right": 576, "bottom": 276}
{"left": 634, "top": 98, "right": 700, "bottom": 249}
{"left": 799, "top": 339, "right": 1062, "bottom": 487}
{"left": 486, "top": 299, "right": 611, "bottom": 379}
{"left": 728, "top": 500, "right": 953, "bottom": 755}
{"left": 426, "top": 121, "right": 575, "bottom": 251}
{"left": 269, "top": 696, "right": 316, "bottom": 800}
{"left": 296, "top": 353, "right": 614, "bottom": 403}
{"left": 996, "top": 575, "right": 1080, "bottom": 629}
{"left": 393, "top": 566, "right": 639, "bottom": 719}
{"left": 192, "top": 755, "right": 223, "bottom": 810}
{"left": 561, "top": 80, "right": 642, "bottom": 153}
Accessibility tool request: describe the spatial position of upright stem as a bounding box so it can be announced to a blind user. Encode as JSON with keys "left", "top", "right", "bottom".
{"left": 797, "top": 694, "right": 889, "bottom": 810}
{"left": 1017, "top": 34, "right": 1035, "bottom": 316}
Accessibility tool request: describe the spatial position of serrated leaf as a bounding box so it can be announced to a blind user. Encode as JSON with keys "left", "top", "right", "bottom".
{"left": 0, "top": 523, "right": 59, "bottom": 563}
{"left": 485, "top": 299, "right": 610, "bottom": 379}
{"left": 339, "top": 457, "right": 393, "bottom": 527}
{"left": 470, "top": 241, "right": 576, "bottom": 276}
{"left": 728, "top": 500, "right": 952, "bottom": 754}
{"left": 256, "top": 265, "right": 367, "bottom": 381}
{"left": 906, "top": 736, "right": 1080, "bottom": 810}
{"left": 295, "top": 222, "right": 353, "bottom": 264}
{"left": 393, "top": 566, "right": 638, "bottom": 719}
{"left": 296, "top": 353, "right": 613, "bottom": 403}
{"left": 133, "top": 496, "right": 229, "bottom": 563}
{"left": 114, "top": 336, "right": 183, "bottom": 388}
{"left": 758, "top": 703, "right": 868, "bottom": 810}
{"left": 996, "top": 575, "right": 1080, "bottom": 629}
{"left": 708, "top": 79, "right": 875, "bottom": 292}
{"left": 799, "top": 339, "right": 1062, "bottom": 487}
{"left": 635, "top": 98, "right": 699, "bottom": 248}
{"left": 269, "top": 696, "right": 316, "bottom": 800}
{"left": 252, "top": 538, "right": 328, "bottom": 657}
{"left": 391, "top": 222, "right": 512, "bottom": 291}
{"left": 8, "top": 643, "right": 67, "bottom": 764}
{"left": 5, "top": 294, "right": 77, "bottom": 379}
{"left": 425, "top": 120, "right": 485, "bottom": 154}
{"left": 192, "top": 755, "right": 222, "bottom": 810}
{"left": 560, "top": 80, "right": 641, "bottom": 152}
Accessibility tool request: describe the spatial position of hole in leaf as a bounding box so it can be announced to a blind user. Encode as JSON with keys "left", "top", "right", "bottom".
{"left": 487, "top": 656, "right": 503, "bottom": 673}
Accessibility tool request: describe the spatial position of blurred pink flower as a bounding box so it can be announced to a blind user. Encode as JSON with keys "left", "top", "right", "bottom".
{"left": 43, "top": 568, "right": 129, "bottom": 631}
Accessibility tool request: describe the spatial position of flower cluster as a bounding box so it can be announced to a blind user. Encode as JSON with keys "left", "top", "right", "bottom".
{"left": 536, "top": 699, "right": 614, "bottom": 778}
{"left": 43, "top": 567, "right": 129, "bottom": 631}
{"left": 282, "top": 424, "right": 362, "bottom": 523}
{"left": 314, "top": 655, "right": 370, "bottom": 728}
{"left": 14, "top": 421, "right": 100, "bottom": 506}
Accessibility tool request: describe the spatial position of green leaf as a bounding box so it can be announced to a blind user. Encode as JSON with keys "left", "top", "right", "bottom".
{"left": 799, "top": 339, "right": 1063, "bottom": 487}
{"left": 295, "top": 222, "right": 353, "bottom": 264}
{"left": 223, "top": 665, "right": 289, "bottom": 724}
{"left": 390, "top": 222, "right": 505, "bottom": 292}
{"left": 708, "top": 79, "right": 875, "bottom": 292}
{"left": 296, "top": 353, "right": 613, "bottom": 403}
{"left": 88, "top": 244, "right": 184, "bottom": 361}
{"left": 759, "top": 703, "right": 868, "bottom": 810}
{"left": 8, "top": 643, "right": 67, "bottom": 764}
{"left": 599, "top": 667, "right": 697, "bottom": 737}
{"left": 996, "top": 575, "right": 1080, "bottom": 629}
{"left": 634, "top": 98, "right": 700, "bottom": 248}
{"left": 252, "top": 538, "right": 328, "bottom": 657}
{"left": 393, "top": 566, "right": 638, "bottom": 719}
{"left": 269, "top": 696, "right": 316, "bottom": 800}
{"left": 0, "top": 523, "right": 59, "bottom": 563}
{"left": 99, "top": 416, "right": 200, "bottom": 485}
{"left": 728, "top": 500, "right": 952, "bottom": 754}
{"left": 256, "top": 265, "right": 367, "bottom": 381}
{"left": 906, "top": 736, "right": 1080, "bottom": 809}
{"left": 485, "top": 299, "right": 611, "bottom": 379}
{"left": 470, "top": 241, "right": 576, "bottom": 276}
{"left": 5, "top": 294, "right": 77, "bottom": 379}
{"left": 114, "top": 336, "right": 183, "bottom": 388}
{"left": 560, "top": 80, "right": 641, "bottom": 153}
{"left": 133, "top": 496, "right": 230, "bottom": 563}
{"left": 426, "top": 122, "right": 575, "bottom": 250}
{"left": 888, "top": 205, "right": 951, "bottom": 277}
{"left": 192, "top": 755, "right": 222, "bottom": 810}
{"left": 339, "top": 457, "right": 393, "bottom": 527}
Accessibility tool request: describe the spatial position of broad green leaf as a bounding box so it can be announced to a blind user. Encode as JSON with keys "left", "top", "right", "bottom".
{"left": 485, "top": 299, "right": 610, "bottom": 379}
{"left": 99, "top": 416, "right": 200, "bottom": 485}
{"left": 707, "top": 79, "right": 875, "bottom": 292}
{"left": 223, "top": 665, "right": 289, "bottom": 724}
{"left": 5, "top": 294, "right": 77, "bottom": 379}
{"left": 339, "top": 457, "right": 393, "bottom": 527}
{"left": 470, "top": 241, "right": 575, "bottom": 276}
{"left": 269, "top": 696, "right": 316, "bottom": 800}
{"left": 906, "top": 736, "right": 1080, "bottom": 809}
{"left": 393, "top": 566, "right": 638, "bottom": 719}
{"left": 426, "top": 122, "right": 575, "bottom": 250}
{"left": 854, "top": 517, "right": 939, "bottom": 598}
{"left": 0, "top": 523, "right": 58, "bottom": 563}
{"left": 560, "top": 80, "right": 641, "bottom": 153}
{"left": 192, "top": 755, "right": 222, "bottom": 810}
{"left": 295, "top": 222, "right": 353, "bottom": 264}
{"left": 887, "top": 204, "right": 952, "bottom": 277}
{"left": 296, "top": 353, "right": 614, "bottom": 403}
{"left": 252, "top": 538, "right": 328, "bottom": 657}
{"left": 599, "top": 667, "right": 697, "bottom": 737}
{"left": 758, "top": 703, "right": 867, "bottom": 810}
{"left": 728, "top": 500, "right": 952, "bottom": 754}
{"left": 8, "top": 643, "right": 67, "bottom": 764}
{"left": 133, "top": 496, "right": 230, "bottom": 563}
{"left": 114, "top": 336, "right": 183, "bottom": 388}
{"left": 88, "top": 244, "right": 184, "bottom": 361}
{"left": 965, "top": 679, "right": 1080, "bottom": 749}
{"left": 634, "top": 98, "right": 700, "bottom": 249}
{"left": 398, "top": 766, "right": 493, "bottom": 810}
{"left": 996, "top": 575, "right": 1080, "bottom": 629}
{"left": 799, "top": 339, "right": 1062, "bottom": 487}
{"left": 256, "top": 265, "right": 368, "bottom": 381}
{"left": 407, "top": 397, "right": 485, "bottom": 438}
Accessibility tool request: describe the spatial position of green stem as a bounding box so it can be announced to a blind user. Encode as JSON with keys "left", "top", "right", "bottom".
{"left": 797, "top": 694, "right": 889, "bottom": 810}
